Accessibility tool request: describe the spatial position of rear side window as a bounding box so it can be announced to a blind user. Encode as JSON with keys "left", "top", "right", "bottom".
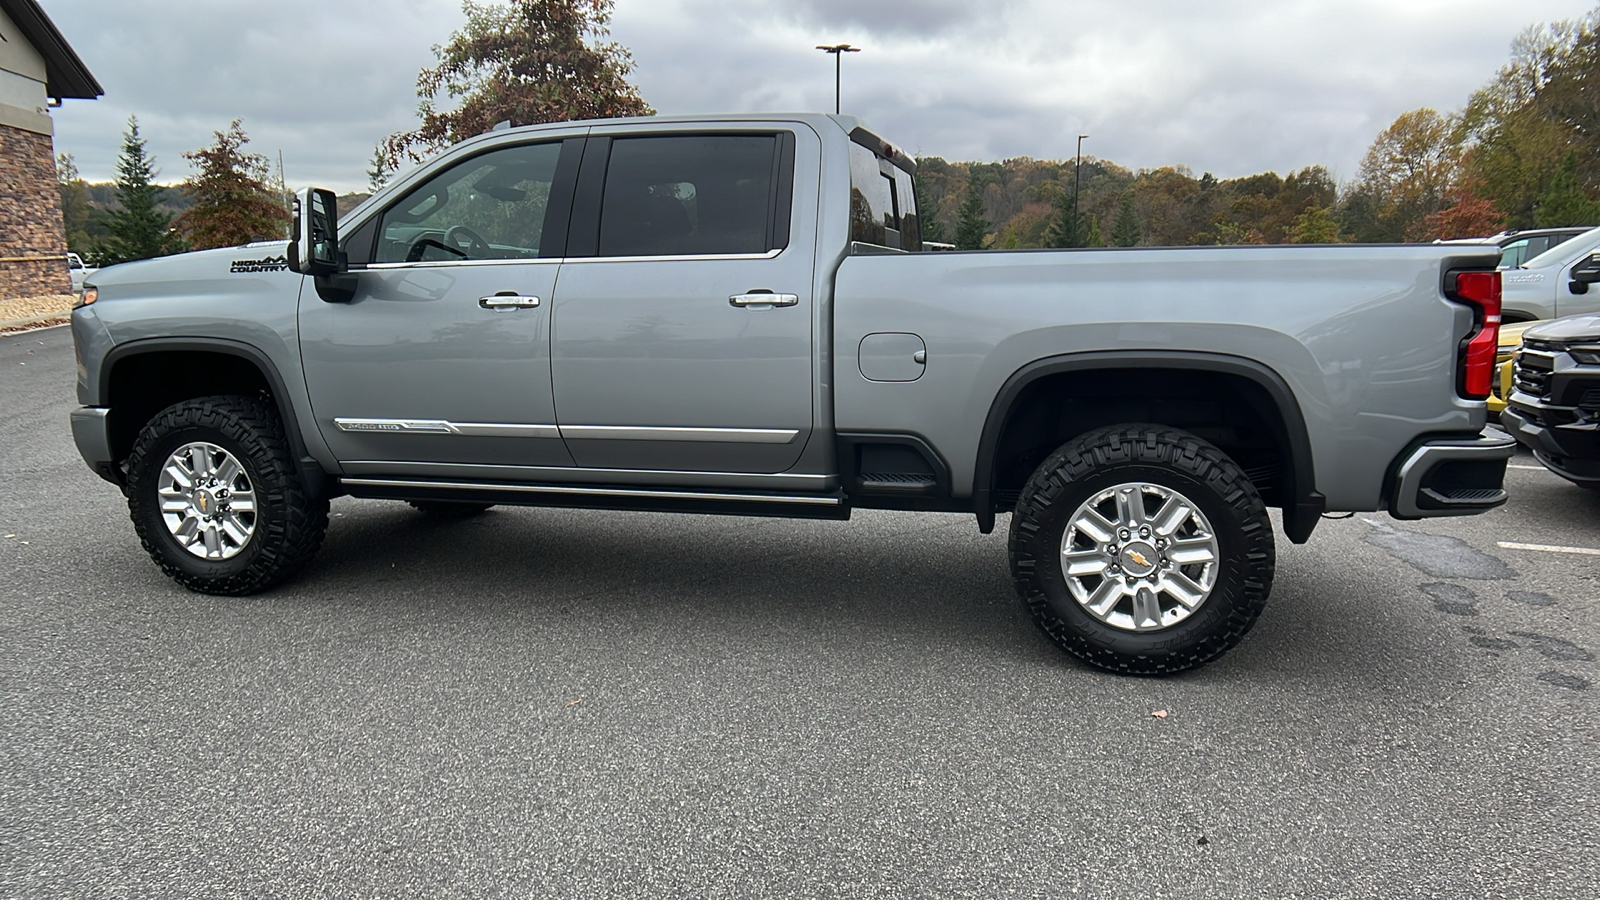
{"left": 893, "top": 167, "right": 921, "bottom": 251}
{"left": 849, "top": 141, "right": 919, "bottom": 251}
{"left": 598, "top": 135, "right": 779, "bottom": 257}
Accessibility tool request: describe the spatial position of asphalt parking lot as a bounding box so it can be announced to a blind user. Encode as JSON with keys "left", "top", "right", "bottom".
{"left": 3, "top": 325, "right": 1597, "bottom": 898}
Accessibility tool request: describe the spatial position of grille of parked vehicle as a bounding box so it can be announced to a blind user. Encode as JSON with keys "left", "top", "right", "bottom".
{"left": 1513, "top": 350, "right": 1554, "bottom": 400}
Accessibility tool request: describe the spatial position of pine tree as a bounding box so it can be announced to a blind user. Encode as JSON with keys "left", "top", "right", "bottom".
{"left": 174, "top": 120, "right": 291, "bottom": 251}
{"left": 1110, "top": 193, "right": 1141, "bottom": 247}
{"left": 1084, "top": 214, "right": 1103, "bottom": 248}
{"left": 954, "top": 172, "right": 989, "bottom": 250}
{"left": 1047, "top": 187, "right": 1083, "bottom": 248}
{"left": 99, "top": 117, "right": 183, "bottom": 264}
{"left": 368, "top": 143, "right": 393, "bottom": 192}
{"left": 915, "top": 173, "right": 946, "bottom": 243}
{"left": 56, "top": 152, "right": 92, "bottom": 254}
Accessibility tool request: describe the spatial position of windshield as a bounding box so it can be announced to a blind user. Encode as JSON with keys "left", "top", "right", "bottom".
{"left": 1516, "top": 225, "right": 1600, "bottom": 269}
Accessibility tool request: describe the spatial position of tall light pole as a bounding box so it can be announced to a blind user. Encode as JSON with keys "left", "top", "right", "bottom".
{"left": 1072, "top": 134, "right": 1089, "bottom": 246}
{"left": 816, "top": 44, "right": 861, "bottom": 114}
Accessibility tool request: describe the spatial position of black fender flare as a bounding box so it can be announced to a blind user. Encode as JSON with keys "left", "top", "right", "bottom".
{"left": 971, "top": 350, "right": 1324, "bottom": 543}
{"left": 100, "top": 337, "right": 332, "bottom": 497}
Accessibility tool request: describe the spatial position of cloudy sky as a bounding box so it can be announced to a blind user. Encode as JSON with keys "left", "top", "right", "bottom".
{"left": 39, "top": 0, "right": 1599, "bottom": 192}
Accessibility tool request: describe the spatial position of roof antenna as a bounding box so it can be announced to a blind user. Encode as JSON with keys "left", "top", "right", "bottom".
{"left": 492, "top": 120, "right": 511, "bottom": 132}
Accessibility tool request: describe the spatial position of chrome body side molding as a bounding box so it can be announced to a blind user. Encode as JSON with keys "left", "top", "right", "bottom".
{"left": 334, "top": 418, "right": 561, "bottom": 439}
{"left": 559, "top": 425, "right": 800, "bottom": 443}
{"left": 336, "top": 419, "right": 798, "bottom": 444}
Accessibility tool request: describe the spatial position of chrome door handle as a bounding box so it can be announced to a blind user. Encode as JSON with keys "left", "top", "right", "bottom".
{"left": 479, "top": 294, "right": 540, "bottom": 309}
{"left": 729, "top": 292, "right": 799, "bottom": 308}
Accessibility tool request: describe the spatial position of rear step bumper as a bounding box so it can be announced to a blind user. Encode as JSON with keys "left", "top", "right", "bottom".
{"left": 340, "top": 477, "right": 851, "bottom": 520}
{"left": 1388, "top": 428, "right": 1515, "bottom": 519}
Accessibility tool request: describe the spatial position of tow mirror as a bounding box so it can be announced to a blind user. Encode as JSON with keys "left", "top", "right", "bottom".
{"left": 290, "top": 187, "right": 341, "bottom": 277}
{"left": 1573, "top": 252, "right": 1600, "bottom": 281}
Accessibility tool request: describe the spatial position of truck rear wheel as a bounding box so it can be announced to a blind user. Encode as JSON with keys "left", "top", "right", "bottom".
{"left": 1009, "top": 425, "right": 1274, "bottom": 675}
{"left": 126, "top": 395, "right": 328, "bottom": 595}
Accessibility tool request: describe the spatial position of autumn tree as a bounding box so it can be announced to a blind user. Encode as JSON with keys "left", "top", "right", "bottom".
{"left": 1350, "top": 108, "right": 1459, "bottom": 241}
{"left": 385, "top": 0, "right": 652, "bottom": 162}
{"left": 1288, "top": 205, "right": 1344, "bottom": 243}
{"left": 954, "top": 172, "right": 989, "bottom": 250}
{"left": 174, "top": 120, "right": 290, "bottom": 250}
{"left": 98, "top": 117, "right": 184, "bottom": 265}
{"left": 1417, "top": 188, "right": 1506, "bottom": 240}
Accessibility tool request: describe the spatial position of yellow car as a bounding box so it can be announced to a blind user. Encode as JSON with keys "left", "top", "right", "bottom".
{"left": 1489, "top": 321, "right": 1535, "bottom": 415}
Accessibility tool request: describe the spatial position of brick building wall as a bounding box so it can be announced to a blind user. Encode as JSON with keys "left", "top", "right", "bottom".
{"left": 0, "top": 121, "right": 70, "bottom": 299}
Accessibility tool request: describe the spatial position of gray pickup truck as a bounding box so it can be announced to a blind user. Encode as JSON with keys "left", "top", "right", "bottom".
{"left": 70, "top": 113, "right": 1515, "bottom": 674}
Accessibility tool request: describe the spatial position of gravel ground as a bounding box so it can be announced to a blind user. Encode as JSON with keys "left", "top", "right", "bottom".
{"left": 0, "top": 295, "right": 74, "bottom": 335}
{"left": 0, "top": 294, "right": 74, "bottom": 320}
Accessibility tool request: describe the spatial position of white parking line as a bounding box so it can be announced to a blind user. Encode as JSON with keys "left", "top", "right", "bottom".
{"left": 1506, "top": 464, "right": 1547, "bottom": 470}
{"left": 1497, "top": 541, "right": 1600, "bottom": 556}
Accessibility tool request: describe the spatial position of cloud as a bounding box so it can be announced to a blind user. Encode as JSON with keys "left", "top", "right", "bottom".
{"left": 41, "top": 0, "right": 1599, "bottom": 193}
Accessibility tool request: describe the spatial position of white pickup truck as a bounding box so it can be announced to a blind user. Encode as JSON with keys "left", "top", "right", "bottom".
{"left": 67, "top": 252, "right": 95, "bottom": 294}
{"left": 1501, "top": 225, "right": 1600, "bottom": 323}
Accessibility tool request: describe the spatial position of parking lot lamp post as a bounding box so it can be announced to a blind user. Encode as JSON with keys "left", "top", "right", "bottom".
{"left": 816, "top": 44, "right": 861, "bottom": 114}
{"left": 1073, "top": 134, "right": 1089, "bottom": 247}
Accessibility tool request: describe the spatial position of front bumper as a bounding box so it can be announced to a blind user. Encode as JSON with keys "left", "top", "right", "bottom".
{"left": 1502, "top": 343, "right": 1600, "bottom": 486}
{"left": 1501, "top": 406, "right": 1600, "bottom": 486}
{"left": 1388, "top": 429, "right": 1514, "bottom": 519}
{"left": 70, "top": 406, "right": 122, "bottom": 486}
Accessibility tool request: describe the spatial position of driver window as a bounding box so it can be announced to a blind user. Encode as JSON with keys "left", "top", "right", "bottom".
{"left": 375, "top": 142, "right": 562, "bottom": 264}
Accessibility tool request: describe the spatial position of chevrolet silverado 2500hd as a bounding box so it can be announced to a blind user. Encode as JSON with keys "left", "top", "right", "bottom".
{"left": 70, "top": 113, "right": 1518, "bottom": 674}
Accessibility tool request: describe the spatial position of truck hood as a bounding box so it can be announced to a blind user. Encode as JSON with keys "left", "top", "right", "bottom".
{"left": 87, "top": 242, "right": 294, "bottom": 292}
{"left": 1523, "top": 313, "right": 1600, "bottom": 344}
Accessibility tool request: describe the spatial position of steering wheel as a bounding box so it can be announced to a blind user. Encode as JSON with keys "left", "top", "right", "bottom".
{"left": 443, "top": 224, "right": 493, "bottom": 259}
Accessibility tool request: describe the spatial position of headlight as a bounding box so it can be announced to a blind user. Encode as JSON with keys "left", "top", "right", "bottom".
{"left": 73, "top": 286, "right": 96, "bottom": 309}
{"left": 1568, "top": 346, "right": 1600, "bottom": 365}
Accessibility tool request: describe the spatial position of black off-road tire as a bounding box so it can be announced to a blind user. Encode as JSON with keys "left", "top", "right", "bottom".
{"left": 125, "top": 395, "right": 329, "bottom": 595}
{"left": 406, "top": 500, "right": 495, "bottom": 518}
{"left": 1009, "top": 424, "right": 1275, "bottom": 675}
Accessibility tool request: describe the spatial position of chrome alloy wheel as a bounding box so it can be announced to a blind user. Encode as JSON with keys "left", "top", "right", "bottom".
{"left": 1059, "top": 482, "right": 1221, "bottom": 632}
{"left": 157, "top": 442, "right": 257, "bottom": 560}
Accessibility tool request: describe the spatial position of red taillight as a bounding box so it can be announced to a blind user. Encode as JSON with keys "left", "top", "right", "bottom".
{"left": 1453, "top": 270, "right": 1501, "bottom": 399}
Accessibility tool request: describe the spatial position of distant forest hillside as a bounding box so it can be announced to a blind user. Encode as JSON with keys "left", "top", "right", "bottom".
{"left": 915, "top": 156, "right": 1345, "bottom": 249}
{"left": 63, "top": 185, "right": 371, "bottom": 254}
{"left": 66, "top": 183, "right": 193, "bottom": 250}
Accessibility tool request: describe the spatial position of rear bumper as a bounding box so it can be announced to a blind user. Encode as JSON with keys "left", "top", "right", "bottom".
{"left": 1388, "top": 428, "right": 1514, "bottom": 519}
{"left": 70, "top": 406, "right": 122, "bottom": 485}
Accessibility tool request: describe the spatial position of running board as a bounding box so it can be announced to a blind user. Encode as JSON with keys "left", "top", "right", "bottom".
{"left": 339, "top": 477, "right": 852, "bottom": 520}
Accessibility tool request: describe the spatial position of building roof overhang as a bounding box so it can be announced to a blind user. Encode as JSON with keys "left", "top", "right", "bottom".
{"left": 0, "top": 0, "right": 102, "bottom": 101}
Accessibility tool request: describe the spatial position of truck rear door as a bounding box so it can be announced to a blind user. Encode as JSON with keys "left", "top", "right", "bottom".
{"left": 548, "top": 126, "right": 817, "bottom": 474}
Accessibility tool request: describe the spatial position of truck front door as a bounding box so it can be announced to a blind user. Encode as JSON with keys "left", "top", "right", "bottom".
{"left": 549, "top": 128, "right": 818, "bottom": 474}
{"left": 300, "top": 138, "right": 581, "bottom": 477}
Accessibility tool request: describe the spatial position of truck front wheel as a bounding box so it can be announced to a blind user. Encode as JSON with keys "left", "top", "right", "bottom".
{"left": 125, "top": 395, "right": 328, "bottom": 595}
{"left": 1009, "top": 425, "right": 1274, "bottom": 675}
